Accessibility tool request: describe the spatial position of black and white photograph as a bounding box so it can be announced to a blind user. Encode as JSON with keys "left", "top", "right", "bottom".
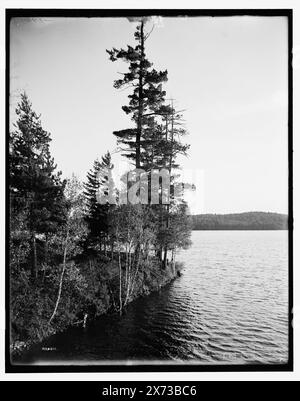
{"left": 4, "top": 7, "right": 295, "bottom": 377}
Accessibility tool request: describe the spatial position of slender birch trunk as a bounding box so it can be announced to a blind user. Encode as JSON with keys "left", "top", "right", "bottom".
{"left": 128, "top": 249, "right": 141, "bottom": 301}
{"left": 118, "top": 251, "right": 122, "bottom": 315}
{"left": 48, "top": 228, "right": 69, "bottom": 324}
{"left": 31, "top": 233, "right": 37, "bottom": 281}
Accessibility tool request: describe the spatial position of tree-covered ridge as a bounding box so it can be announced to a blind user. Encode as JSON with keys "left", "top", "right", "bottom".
{"left": 191, "top": 212, "right": 288, "bottom": 230}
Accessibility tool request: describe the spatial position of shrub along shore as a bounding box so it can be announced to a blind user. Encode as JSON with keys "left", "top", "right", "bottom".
{"left": 11, "top": 253, "right": 183, "bottom": 356}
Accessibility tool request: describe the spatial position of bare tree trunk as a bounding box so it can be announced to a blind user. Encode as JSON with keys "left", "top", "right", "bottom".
{"left": 163, "top": 247, "right": 168, "bottom": 269}
{"left": 118, "top": 251, "right": 122, "bottom": 315}
{"left": 42, "top": 236, "right": 49, "bottom": 283}
{"left": 48, "top": 229, "right": 69, "bottom": 324}
{"left": 171, "top": 249, "right": 176, "bottom": 276}
{"left": 124, "top": 245, "right": 132, "bottom": 307}
{"left": 163, "top": 102, "right": 175, "bottom": 271}
{"left": 31, "top": 233, "right": 37, "bottom": 281}
{"left": 125, "top": 245, "right": 128, "bottom": 289}
{"left": 136, "top": 21, "right": 145, "bottom": 169}
{"left": 159, "top": 246, "right": 163, "bottom": 262}
{"left": 128, "top": 248, "right": 141, "bottom": 301}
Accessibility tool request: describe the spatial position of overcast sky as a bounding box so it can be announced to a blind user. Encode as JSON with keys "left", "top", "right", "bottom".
{"left": 10, "top": 16, "right": 288, "bottom": 214}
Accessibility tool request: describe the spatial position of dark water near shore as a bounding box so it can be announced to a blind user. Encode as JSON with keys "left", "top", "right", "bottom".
{"left": 16, "top": 231, "right": 289, "bottom": 365}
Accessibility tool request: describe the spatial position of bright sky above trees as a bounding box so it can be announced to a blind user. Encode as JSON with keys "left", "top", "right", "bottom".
{"left": 10, "top": 16, "right": 288, "bottom": 214}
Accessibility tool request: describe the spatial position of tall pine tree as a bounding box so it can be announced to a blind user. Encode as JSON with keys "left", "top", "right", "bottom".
{"left": 107, "top": 22, "right": 192, "bottom": 269}
{"left": 107, "top": 20, "right": 168, "bottom": 169}
{"left": 84, "top": 152, "right": 114, "bottom": 252}
{"left": 10, "top": 92, "right": 66, "bottom": 280}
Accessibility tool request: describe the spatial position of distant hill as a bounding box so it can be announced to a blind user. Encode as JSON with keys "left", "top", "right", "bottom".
{"left": 191, "top": 212, "right": 289, "bottom": 230}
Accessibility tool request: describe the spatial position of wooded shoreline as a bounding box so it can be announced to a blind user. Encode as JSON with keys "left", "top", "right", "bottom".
{"left": 10, "top": 21, "right": 191, "bottom": 361}
{"left": 11, "top": 256, "right": 183, "bottom": 358}
{"left": 190, "top": 212, "right": 288, "bottom": 231}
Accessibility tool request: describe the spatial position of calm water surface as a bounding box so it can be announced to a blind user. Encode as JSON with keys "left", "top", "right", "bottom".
{"left": 17, "top": 231, "right": 289, "bottom": 365}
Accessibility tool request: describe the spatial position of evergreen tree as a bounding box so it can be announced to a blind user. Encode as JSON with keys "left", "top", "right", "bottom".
{"left": 154, "top": 102, "right": 191, "bottom": 267}
{"left": 108, "top": 21, "right": 191, "bottom": 267}
{"left": 84, "top": 152, "right": 114, "bottom": 252}
{"left": 10, "top": 92, "right": 66, "bottom": 280}
{"left": 107, "top": 21, "right": 168, "bottom": 169}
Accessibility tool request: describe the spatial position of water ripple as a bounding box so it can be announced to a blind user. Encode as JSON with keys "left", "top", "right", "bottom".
{"left": 17, "top": 231, "right": 289, "bottom": 365}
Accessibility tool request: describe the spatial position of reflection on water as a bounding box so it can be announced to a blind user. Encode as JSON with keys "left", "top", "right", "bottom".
{"left": 16, "top": 231, "right": 289, "bottom": 365}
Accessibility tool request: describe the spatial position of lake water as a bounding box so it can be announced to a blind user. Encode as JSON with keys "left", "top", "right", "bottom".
{"left": 16, "top": 230, "right": 289, "bottom": 365}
